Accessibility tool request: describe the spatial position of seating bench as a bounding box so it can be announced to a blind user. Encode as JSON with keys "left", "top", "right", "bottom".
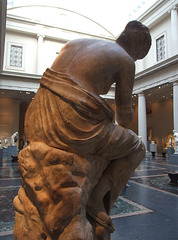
{"left": 166, "top": 171, "right": 178, "bottom": 186}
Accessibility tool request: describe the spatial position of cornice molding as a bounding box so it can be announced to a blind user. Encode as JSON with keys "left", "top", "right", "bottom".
{"left": 0, "top": 71, "right": 40, "bottom": 92}
{"left": 137, "top": 0, "right": 178, "bottom": 27}
{"left": 135, "top": 54, "right": 178, "bottom": 81}
{"left": 0, "top": 70, "right": 41, "bottom": 81}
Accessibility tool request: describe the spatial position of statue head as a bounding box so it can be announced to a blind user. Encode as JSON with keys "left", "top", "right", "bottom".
{"left": 116, "top": 20, "right": 151, "bottom": 61}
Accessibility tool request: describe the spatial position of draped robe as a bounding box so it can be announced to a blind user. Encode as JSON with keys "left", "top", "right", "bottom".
{"left": 13, "top": 68, "right": 143, "bottom": 240}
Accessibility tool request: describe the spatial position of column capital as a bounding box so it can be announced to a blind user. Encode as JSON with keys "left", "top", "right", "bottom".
{"left": 37, "top": 34, "right": 45, "bottom": 39}
{"left": 173, "top": 81, "right": 178, "bottom": 87}
{"left": 168, "top": 5, "right": 178, "bottom": 14}
{"left": 172, "top": 5, "right": 178, "bottom": 11}
{"left": 138, "top": 92, "right": 145, "bottom": 97}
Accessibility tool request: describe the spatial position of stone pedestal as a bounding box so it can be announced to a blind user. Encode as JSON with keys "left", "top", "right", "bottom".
{"left": 7, "top": 145, "right": 17, "bottom": 160}
{"left": 0, "top": 149, "right": 3, "bottom": 167}
{"left": 168, "top": 153, "right": 178, "bottom": 164}
{"left": 150, "top": 143, "right": 157, "bottom": 156}
{"left": 167, "top": 147, "right": 175, "bottom": 160}
{"left": 3, "top": 148, "right": 7, "bottom": 158}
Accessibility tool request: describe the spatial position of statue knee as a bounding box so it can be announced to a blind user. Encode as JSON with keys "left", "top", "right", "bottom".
{"left": 132, "top": 140, "right": 146, "bottom": 167}
{"left": 140, "top": 140, "right": 146, "bottom": 157}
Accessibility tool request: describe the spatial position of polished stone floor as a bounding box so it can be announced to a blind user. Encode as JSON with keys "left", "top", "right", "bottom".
{"left": 0, "top": 154, "right": 178, "bottom": 240}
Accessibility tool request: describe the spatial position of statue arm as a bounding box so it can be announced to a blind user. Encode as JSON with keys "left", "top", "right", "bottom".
{"left": 115, "top": 62, "right": 135, "bottom": 128}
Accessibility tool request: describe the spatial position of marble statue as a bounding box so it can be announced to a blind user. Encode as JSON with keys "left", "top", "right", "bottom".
{"left": 3, "top": 138, "right": 8, "bottom": 148}
{"left": 11, "top": 132, "right": 18, "bottom": 146}
{"left": 13, "top": 21, "right": 151, "bottom": 240}
{"left": 173, "top": 130, "right": 178, "bottom": 154}
{"left": 169, "top": 137, "right": 172, "bottom": 147}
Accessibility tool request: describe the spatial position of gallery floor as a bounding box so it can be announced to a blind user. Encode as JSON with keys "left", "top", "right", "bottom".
{"left": 0, "top": 154, "right": 178, "bottom": 240}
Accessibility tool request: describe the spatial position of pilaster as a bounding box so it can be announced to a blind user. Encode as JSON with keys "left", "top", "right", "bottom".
{"left": 173, "top": 81, "right": 178, "bottom": 132}
{"left": 37, "top": 34, "right": 45, "bottom": 75}
{"left": 171, "top": 6, "right": 178, "bottom": 55}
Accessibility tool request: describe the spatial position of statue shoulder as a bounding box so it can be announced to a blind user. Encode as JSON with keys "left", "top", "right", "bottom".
{"left": 64, "top": 38, "right": 98, "bottom": 49}
{"left": 114, "top": 49, "right": 135, "bottom": 73}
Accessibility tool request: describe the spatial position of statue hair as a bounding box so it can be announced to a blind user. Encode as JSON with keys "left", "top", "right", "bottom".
{"left": 116, "top": 20, "right": 152, "bottom": 59}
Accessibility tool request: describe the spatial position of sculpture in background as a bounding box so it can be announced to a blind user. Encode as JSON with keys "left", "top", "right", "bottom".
{"left": 169, "top": 137, "right": 172, "bottom": 147}
{"left": 173, "top": 130, "right": 178, "bottom": 154}
{"left": 11, "top": 132, "right": 18, "bottom": 146}
{"left": 3, "top": 138, "right": 8, "bottom": 148}
{"left": 13, "top": 21, "right": 151, "bottom": 240}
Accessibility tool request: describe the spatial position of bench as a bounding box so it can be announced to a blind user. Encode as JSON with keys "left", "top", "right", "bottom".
{"left": 11, "top": 155, "right": 18, "bottom": 162}
{"left": 166, "top": 171, "right": 178, "bottom": 186}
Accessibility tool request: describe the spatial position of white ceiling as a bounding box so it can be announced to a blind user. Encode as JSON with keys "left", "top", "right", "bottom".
{"left": 7, "top": 0, "right": 159, "bottom": 37}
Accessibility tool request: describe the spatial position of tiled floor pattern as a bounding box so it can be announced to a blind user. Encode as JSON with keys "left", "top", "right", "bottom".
{"left": 0, "top": 154, "right": 178, "bottom": 239}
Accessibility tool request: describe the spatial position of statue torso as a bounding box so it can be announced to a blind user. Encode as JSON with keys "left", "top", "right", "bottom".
{"left": 51, "top": 39, "right": 134, "bottom": 95}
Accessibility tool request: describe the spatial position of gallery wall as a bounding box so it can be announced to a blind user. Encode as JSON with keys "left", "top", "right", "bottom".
{"left": 0, "top": 98, "right": 20, "bottom": 148}
{"left": 147, "top": 98, "right": 173, "bottom": 152}
{"left": 129, "top": 98, "right": 173, "bottom": 153}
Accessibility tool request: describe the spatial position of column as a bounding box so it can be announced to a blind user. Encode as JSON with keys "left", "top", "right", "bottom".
{"left": 37, "top": 34, "right": 45, "bottom": 75}
{"left": 138, "top": 93, "right": 147, "bottom": 151}
{"left": 171, "top": 6, "right": 178, "bottom": 55}
{"left": 0, "top": 0, "right": 7, "bottom": 72}
{"left": 173, "top": 82, "right": 178, "bottom": 132}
